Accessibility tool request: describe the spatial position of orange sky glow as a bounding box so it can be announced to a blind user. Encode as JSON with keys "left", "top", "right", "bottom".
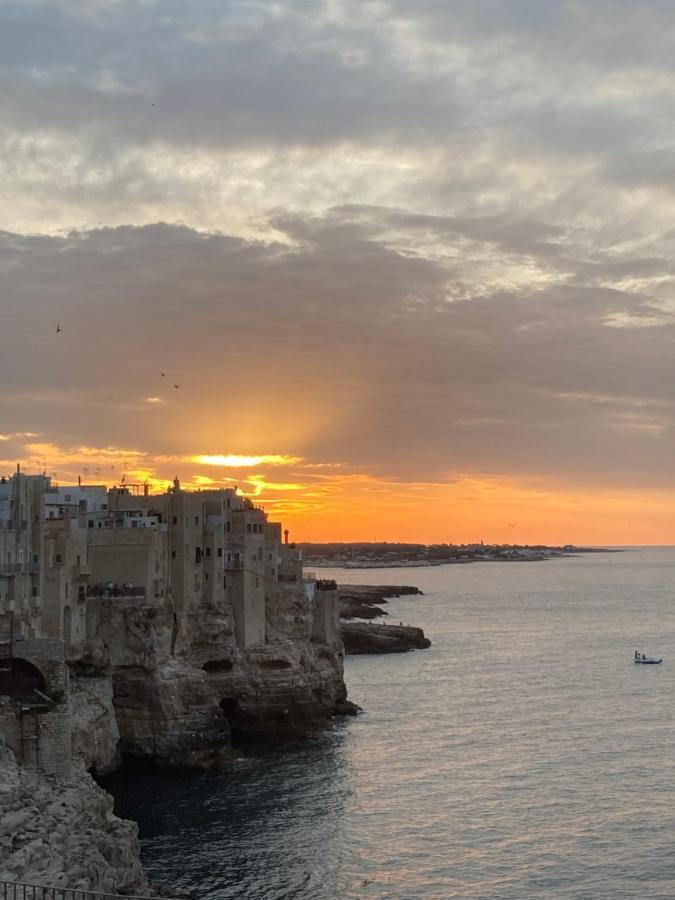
{"left": 5, "top": 439, "right": 674, "bottom": 546}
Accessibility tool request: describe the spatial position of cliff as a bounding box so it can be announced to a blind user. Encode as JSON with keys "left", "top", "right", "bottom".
{"left": 0, "top": 743, "right": 147, "bottom": 894}
{"left": 77, "top": 584, "right": 347, "bottom": 767}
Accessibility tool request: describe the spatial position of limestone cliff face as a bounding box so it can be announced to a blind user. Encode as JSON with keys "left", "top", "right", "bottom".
{"left": 79, "top": 584, "right": 346, "bottom": 766}
{"left": 0, "top": 744, "right": 147, "bottom": 894}
{"left": 70, "top": 676, "right": 120, "bottom": 774}
{"left": 204, "top": 586, "right": 346, "bottom": 735}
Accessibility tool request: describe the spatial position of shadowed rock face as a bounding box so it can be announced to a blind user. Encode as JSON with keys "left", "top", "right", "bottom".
{"left": 341, "top": 622, "right": 431, "bottom": 654}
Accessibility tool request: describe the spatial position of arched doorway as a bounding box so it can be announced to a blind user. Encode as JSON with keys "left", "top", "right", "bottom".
{"left": 0, "top": 659, "right": 47, "bottom": 700}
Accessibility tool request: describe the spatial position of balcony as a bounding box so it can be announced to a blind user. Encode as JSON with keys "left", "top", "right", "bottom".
{"left": 0, "top": 563, "right": 37, "bottom": 577}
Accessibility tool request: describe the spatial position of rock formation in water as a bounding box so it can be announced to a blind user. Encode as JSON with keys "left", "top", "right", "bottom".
{"left": 338, "top": 584, "right": 423, "bottom": 619}
{"left": 337, "top": 584, "right": 431, "bottom": 654}
{"left": 341, "top": 622, "right": 431, "bottom": 654}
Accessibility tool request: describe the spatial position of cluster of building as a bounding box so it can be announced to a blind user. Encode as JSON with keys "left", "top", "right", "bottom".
{"left": 0, "top": 467, "right": 333, "bottom": 774}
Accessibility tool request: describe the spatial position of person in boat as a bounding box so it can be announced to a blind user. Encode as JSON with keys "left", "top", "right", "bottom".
{"left": 635, "top": 650, "right": 639, "bottom": 660}
{"left": 642, "top": 654, "right": 646, "bottom": 661}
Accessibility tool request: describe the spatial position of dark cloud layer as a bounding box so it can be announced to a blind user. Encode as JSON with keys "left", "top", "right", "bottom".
{"left": 2, "top": 211, "right": 675, "bottom": 489}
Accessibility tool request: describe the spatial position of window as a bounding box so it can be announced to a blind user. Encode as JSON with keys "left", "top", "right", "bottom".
{"left": 255, "top": 576, "right": 259, "bottom": 588}
{"left": 205, "top": 547, "right": 211, "bottom": 557}
{"left": 194, "top": 516, "right": 199, "bottom": 526}
{"left": 172, "top": 516, "right": 178, "bottom": 525}
{"left": 258, "top": 547, "right": 263, "bottom": 561}
{"left": 205, "top": 573, "right": 209, "bottom": 582}
{"left": 226, "top": 521, "right": 231, "bottom": 533}
{"left": 195, "top": 547, "right": 202, "bottom": 564}
{"left": 65, "top": 494, "right": 71, "bottom": 502}
{"left": 101, "top": 504, "right": 108, "bottom": 511}
{"left": 226, "top": 499, "right": 231, "bottom": 510}
{"left": 172, "top": 550, "right": 176, "bottom": 559}
{"left": 217, "top": 548, "right": 222, "bottom": 558}
{"left": 246, "top": 523, "right": 251, "bottom": 533}
{"left": 88, "top": 520, "right": 94, "bottom": 528}
{"left": 54, "top": 554, "right": 62, "bottom": 564}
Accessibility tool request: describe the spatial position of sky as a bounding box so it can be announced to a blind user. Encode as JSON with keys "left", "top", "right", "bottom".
{"left": 2, "top": 0, "right": 675, "bottom": 544}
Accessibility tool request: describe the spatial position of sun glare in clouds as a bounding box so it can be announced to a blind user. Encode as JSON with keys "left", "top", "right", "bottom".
{"left": 192, "top": 454, "right": 303, "bottom": 467}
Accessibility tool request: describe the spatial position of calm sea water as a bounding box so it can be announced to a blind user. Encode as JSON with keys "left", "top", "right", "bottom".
{"left": 105, "top": 548, "right": 675, "bottom": 899}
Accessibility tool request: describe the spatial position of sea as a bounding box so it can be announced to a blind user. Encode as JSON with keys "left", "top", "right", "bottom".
{"left": 104, "top": 547, "right": 675, "bottom": 899}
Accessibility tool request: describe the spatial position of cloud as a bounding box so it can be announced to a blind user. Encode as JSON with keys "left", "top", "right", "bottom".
{"left": 3, "top": 2, "right": 675, "bottom": 538}
{"left": 1, "top": 210, "right": 675, "bottom": 498}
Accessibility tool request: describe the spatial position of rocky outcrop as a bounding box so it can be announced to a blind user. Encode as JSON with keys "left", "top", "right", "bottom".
{"left": 341, "top": 622, "right": 431, "bottom": 654}
{"left": 339, "top": 584, "right": 423, "bottom": 619}
{"left": 0, "top": 743, "right": 147, "bottom": 894}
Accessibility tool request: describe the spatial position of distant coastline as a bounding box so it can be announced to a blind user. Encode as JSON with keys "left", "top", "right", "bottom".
{"left": 300, "top": 542, "right": 620, "bottom": 569}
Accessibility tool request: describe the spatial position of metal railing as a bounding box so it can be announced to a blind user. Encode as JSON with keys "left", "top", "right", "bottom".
{"left": 0, "top": 881, "right": 185, "bottom": 900}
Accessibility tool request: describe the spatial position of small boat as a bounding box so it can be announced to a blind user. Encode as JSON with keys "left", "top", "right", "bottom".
{"left": 634, "top": 656, "right": 663, "bottom": 665}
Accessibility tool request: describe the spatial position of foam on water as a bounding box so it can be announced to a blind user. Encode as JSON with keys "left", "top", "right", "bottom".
{"left": 105, "top": 548, "right": 675, "bottom": 898}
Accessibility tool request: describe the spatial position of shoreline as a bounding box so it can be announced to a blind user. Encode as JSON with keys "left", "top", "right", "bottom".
{"left": 309, "top": 548, "right": 621, "bottom": 570}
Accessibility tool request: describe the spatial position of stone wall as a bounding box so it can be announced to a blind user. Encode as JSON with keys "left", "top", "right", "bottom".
{"left": 0, "top": 638, "right": 72, "bottom": 778}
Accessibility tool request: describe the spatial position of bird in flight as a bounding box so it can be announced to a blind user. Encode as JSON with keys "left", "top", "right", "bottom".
{"left": 160, "top": 372, "right": 166, "bottom": 377}
{"left": 56, "top": 324, "right": 62, "bottom": 334}
{"left": 507, "top": 522, "right": 517, "bottom": 528}
{"left": 173, "top": 384, "right": 180, "bottom": 389}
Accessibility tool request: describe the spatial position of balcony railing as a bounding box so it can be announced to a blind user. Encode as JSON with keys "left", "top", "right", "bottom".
{"left": 0, "top": 880, "right": 185, "bottom": 900}
{"left": 0, "top": 563, "right": 38, "bottom": 577}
